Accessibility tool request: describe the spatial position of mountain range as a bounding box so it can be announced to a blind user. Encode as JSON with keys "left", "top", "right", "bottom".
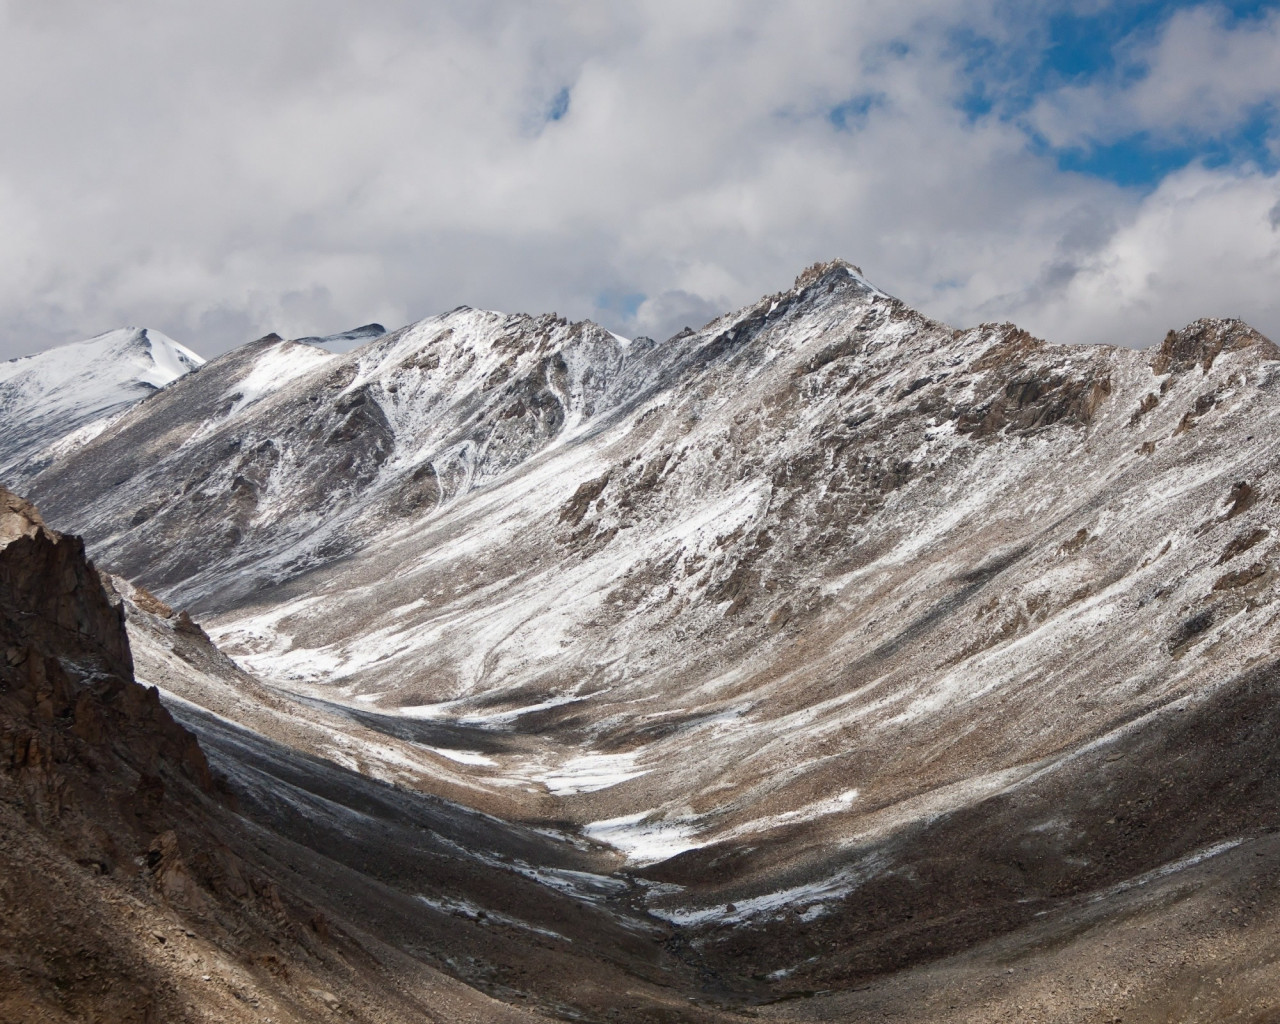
{"left": 4, "top": 260, "right": 1280, "bottom": 1021}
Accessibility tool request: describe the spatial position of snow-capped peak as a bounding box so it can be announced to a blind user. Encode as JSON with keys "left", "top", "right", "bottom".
{"left": 1, "top": 326, "right": 204, "bottom": 393}
{"left": 0, "top": 327, "right": 204, "bottom": 487}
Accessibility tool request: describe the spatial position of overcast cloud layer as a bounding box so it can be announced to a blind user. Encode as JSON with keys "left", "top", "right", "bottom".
{"left": 2, "top": 0, "right": 1279, "bottom": 360}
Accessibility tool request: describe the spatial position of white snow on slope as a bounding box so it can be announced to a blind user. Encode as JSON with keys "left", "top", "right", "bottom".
{"left": 653, "top": 850, "right": 889, "bottom": 926}
{"left": 584, "top": 812, "right": 706, "bottom": 865}
{"left": 0, "top": 327, "right": 203, "bottom": 483}
{"left": 536, "top": 752, "right": 650, "bottom": 795}
{"left": 0, "top": 327, "right": 203, "bottom": 415}
{"left": 224, "top": 340, "right": 334, "bottom": 414}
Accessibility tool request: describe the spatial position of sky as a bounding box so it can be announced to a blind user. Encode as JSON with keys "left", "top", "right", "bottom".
{"left": 1, "top": 0, "right": 1279, "bottom": 360}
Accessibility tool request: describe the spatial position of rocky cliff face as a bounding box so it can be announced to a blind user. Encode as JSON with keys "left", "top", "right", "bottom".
{"left": 0, "top": 485, "right": 224, "bottom": 1020}
{"left": 0, "top": 485, "right": 212, "bottom": 813}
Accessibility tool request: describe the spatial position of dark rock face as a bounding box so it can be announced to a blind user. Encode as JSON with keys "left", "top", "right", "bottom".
{"left": 1150, "top": 317, "right": 1280, "bottom": 375}
{"left": 0, "top": 493, "right": 190, "bottom": 1018}
{"left": 0, "top": 489, "right": 291, "bottom": 1023}
{"left": 0, "top": 484, "right": 215, "bottom": 819}
{"left": 0, "top": 487, "right": 133, "bottom": 681}
{"left": 953, "top": 325, "right": 1114, "bottom": 436}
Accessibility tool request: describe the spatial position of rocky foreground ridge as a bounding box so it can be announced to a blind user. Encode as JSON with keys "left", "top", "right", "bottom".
{"left": 1, "top": 488, "right": 705, "bottom": 1023}
{"left": 8, "top": 261, "right": 1280, "bottom": 1020}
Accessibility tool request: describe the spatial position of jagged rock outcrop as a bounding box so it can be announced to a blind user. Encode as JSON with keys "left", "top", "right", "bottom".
{"left": 0, "top": 485, "right": 213, "bottom": 804}
{"left": 1150, "top": 316, "right": 1280, "bottom": 375}
{"left": 0, "top": 488, "right": 268, "bottom": 1018}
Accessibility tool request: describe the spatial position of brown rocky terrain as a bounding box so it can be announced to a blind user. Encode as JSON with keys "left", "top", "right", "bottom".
{"left": 0, "top": 487, "right": 739, "bottom": 1023}
{"left": 9, "top": 260, "right": 1280, "bottom": 1020}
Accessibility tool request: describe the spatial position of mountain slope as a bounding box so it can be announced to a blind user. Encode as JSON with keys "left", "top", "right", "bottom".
{"left": 169, "top": 271, "right": 1280, "bottom": 970}
{"left": 296, "top": 322, "right": 388, "bottom": 352}
{"left": 28, "top": 304, "right": 675, "bottom": 608}
{"left": 0, "top": 486, "right": 741, "bottom": 1023}
{"left": 0, "top": 327, "right": 203, "bottom": 490}
{"left": 15, "top": 262, "right": 1280, "bottom": 1018}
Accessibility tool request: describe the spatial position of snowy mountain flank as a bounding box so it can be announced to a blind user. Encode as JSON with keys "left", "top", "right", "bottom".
{"left": 9, "top": 261, "right": 1280, "bottom": 1021}
{"left": 0, "top": 327, "right": 203, "bottom": 490}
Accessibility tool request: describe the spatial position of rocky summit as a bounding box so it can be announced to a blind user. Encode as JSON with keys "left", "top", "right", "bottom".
{"left": 7, "top": 262, "right": 1280, "bottom": 1021}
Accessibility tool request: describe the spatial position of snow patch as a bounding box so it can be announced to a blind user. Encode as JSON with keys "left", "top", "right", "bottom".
{"left": 536, "top": 751, "right": 650, "bottom": 796}
{"left": 583, "top": 812, "right": 705, "bottom": 865}
{"left": 427, "top": 747, "right": 499, "bottom": 767}
{"left": 415, "top": 893, "right": 569, "bottom": 942}
{"left": 654, "top": 851, "right": 887, "bottom": 926}
{"left": 223, "top": 341, "right": 333, "bottom": 414}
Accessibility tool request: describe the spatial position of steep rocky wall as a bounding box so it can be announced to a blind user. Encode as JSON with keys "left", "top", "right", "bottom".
{"left": 0, "top": 487, "right": 132, "bottom": 680}
{"left": 0, "top": 485, "right": 212, "bottom": 804}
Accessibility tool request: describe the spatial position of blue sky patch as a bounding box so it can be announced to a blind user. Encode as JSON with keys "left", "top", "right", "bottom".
{"left": 547, "top": 87, "right": 571, "bottom": 122}
{"left": 944, "top": 1, "right": 1280, "bottom": 189}
{"left": 1053, "top": 135, "right": 1200, "bottom": 187}
{"left": 595, "top": 290, "right": 646, "bottom": 319}
{"left": 829, "top": 93, "right": 884, "bottom": 132}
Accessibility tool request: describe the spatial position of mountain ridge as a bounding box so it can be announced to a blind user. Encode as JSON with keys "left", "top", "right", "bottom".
{"left": 9, "top": 262, "right": 1280, "bottom": 1019}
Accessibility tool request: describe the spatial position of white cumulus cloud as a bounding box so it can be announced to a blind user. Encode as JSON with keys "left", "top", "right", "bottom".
{"left": 0, "top": 0, "right": 1277, "bottom": 359}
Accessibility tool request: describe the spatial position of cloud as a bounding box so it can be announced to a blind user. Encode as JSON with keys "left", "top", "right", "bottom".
{"left": 1030, "top": 5, "right": 1280, "bottom": 149}
{"left": 0, "top": 1, "right": 1278, "bottom": 360}
{"left": 995, "top": 164, "right": 1280, "bottom": 346}
{"left": 634, "top": 289, "right": 727, "bottom": 340}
